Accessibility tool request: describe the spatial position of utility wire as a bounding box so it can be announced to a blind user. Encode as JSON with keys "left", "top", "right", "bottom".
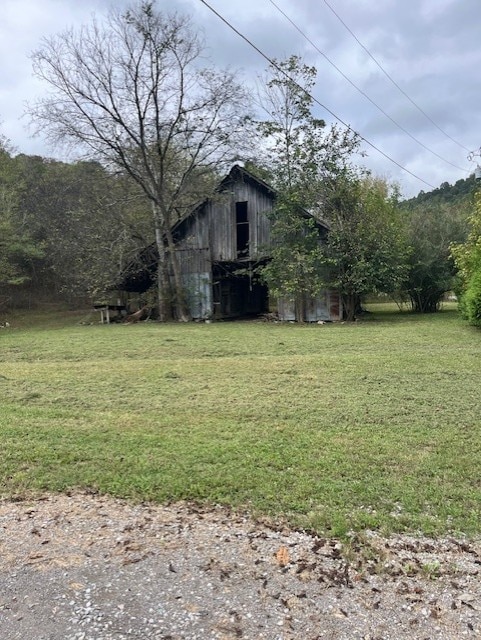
{"left": 198, "top": 0, "right": 436, "bottom": 189}
{"left": 268, "top": 0, "right": 467, "bottom": 172}
{"left": 321, "top": 0, "right": 472, "bottom": 154}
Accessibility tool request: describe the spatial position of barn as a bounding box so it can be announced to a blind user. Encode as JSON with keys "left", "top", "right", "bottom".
{"left": 123, "top": 165, "right": 342, "bottom": 322}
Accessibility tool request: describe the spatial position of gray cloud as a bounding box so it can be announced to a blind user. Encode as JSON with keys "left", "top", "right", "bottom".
{"left": 0, "top": 0, "right": 480, "bottom": 197}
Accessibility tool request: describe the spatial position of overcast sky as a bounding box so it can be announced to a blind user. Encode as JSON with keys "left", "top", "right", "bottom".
{"left": 1, "top": 0, "right": 480, "bottom": 198}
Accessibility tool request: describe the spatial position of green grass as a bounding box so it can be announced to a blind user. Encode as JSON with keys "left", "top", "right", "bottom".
{"left": 1, "top": 303, "right": 480, "bottom": 538}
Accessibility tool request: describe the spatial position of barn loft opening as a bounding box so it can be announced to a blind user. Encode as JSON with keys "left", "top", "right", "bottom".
{"left": 236, "top": 201, "right": 249, "bottom": 258}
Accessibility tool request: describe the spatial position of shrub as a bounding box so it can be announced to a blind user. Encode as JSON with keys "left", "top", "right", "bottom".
{"left": 462, "top": 269, "right": 481, "bottom": 327}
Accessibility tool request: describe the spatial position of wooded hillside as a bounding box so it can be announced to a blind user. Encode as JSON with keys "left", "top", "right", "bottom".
{"left": 403, "top": 173, "right": 477, "bottom": 208}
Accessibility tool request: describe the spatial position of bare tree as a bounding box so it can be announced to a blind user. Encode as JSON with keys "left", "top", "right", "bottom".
{"left": 29, "top": 1, "right": 253, "bottom": 320}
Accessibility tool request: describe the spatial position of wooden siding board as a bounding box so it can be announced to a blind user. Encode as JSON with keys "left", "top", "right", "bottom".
{"left": 211, "top": 199, "right": 233, "bottom": 261}
{"left": 176, "top": 179, "right": 275, "bottom": 263}
{"left": 169, "top": 166, "right": 341, "bottom": 322}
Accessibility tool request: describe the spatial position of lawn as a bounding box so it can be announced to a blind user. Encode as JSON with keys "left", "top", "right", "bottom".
{"left": 1, "top": 304, "right": 480, "bottom": 538}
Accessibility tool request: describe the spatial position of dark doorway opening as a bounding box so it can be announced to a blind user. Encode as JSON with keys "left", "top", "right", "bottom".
{"left": 213, "top": 262, "right": 268, "bottom": 319}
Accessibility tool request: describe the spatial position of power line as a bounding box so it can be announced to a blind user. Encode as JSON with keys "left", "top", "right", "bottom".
{"left": 321, "top": 0, "right": 472, "bottom": 154}
{"left": 268, "top": 0, "right": 467, "bottom": 172}
{"left": 198, "top": 0, "right": 436, "bottom": 189}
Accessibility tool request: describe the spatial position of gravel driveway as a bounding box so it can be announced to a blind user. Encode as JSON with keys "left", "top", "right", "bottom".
{"left": 1, "top": 493, "right": 480, "bottom": 639}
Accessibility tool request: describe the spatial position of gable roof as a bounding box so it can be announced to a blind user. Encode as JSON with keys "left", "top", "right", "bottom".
{"left": 171, "top": 164, "right": 276, "bottom": 237}
{"left": 221, "top": 164, "right": 276, "bottom": 197}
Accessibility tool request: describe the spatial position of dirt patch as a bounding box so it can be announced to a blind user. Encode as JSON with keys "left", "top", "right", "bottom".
{"left": 1, "top": 493, "right": 480, "bottom": 639}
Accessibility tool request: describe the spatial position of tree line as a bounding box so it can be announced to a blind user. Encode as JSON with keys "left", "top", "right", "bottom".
{"left": 1, "top": 1, "right": 479, "bottom": 323}
{"left": 0, "top": 144, "right": 154, "bottom": 307}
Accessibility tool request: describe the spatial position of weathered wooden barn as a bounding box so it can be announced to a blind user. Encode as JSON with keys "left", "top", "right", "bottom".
{"left": 123, "top": 165, "right": 342, "bottom": 321}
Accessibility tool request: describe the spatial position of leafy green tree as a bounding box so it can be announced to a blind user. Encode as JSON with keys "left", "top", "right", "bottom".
{"left": 260, "top": 193, "right": 326, "bottom": 320}
{"left": 322, "top": 173, "right": 409, "bottom": 321}
{"left": 0, "top": 145, "right": 45, "bottom": 298}
{"left": 462, "top": 270, "right": 481, "bottom": 326}
{"left": 401, "top": 202, "right": 467, "bottom": 313}
{"left": 257, "top": 56, "right": 357, "bottom": 319}
{"left": 0, "top": 145, "right": 156, "bottom": 307}
{"left": 257, "top": 56, "right": 408, "bottom": 321}
{"left": 14, "top": 155, "right": 153, "bottom": 301}
{"left": 451, "top": 191, "right": 481, "bottom": 325}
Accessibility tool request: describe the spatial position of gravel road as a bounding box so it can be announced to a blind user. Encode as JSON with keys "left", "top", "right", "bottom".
{"left": 1, "top": 493, "right": 480, "bottom": 639}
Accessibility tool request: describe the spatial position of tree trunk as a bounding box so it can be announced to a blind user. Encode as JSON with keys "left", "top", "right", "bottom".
{"left": 154, "top": 225, "right": 173, "bottom": 322}
{"left": 410, "top": 289, "right": 444, "bottom": 313}
{"left": 165, "top": 226, "right": 191, "bottom": 322}
{"left": 295, "top": 294, "right": 305, "bottom": 322}
{"left": 342, "top": 292, "right": 358, "bottom": 322}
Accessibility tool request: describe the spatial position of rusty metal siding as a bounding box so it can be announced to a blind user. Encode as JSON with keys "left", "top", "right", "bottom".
{"left": 277, "top": 298, "right": 296, "bottom": 321}
{"left": 182, "top": 272, "right": 212, "bottom": 319}
{"left": 328, "top": 289, "right": 343, "bottom": 321}
{"left": 278, "top": 289, "right": 343, "bottom": 322}
{"left": 173, "top": 245, "right": 212, "bottom": 318}
{"left": 305, "top": 292, "right": 330, "bottom": 322}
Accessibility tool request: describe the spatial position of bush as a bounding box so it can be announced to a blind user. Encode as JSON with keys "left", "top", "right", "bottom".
{"left": 462, "top": 269, "right": 481, "bottom": 326}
